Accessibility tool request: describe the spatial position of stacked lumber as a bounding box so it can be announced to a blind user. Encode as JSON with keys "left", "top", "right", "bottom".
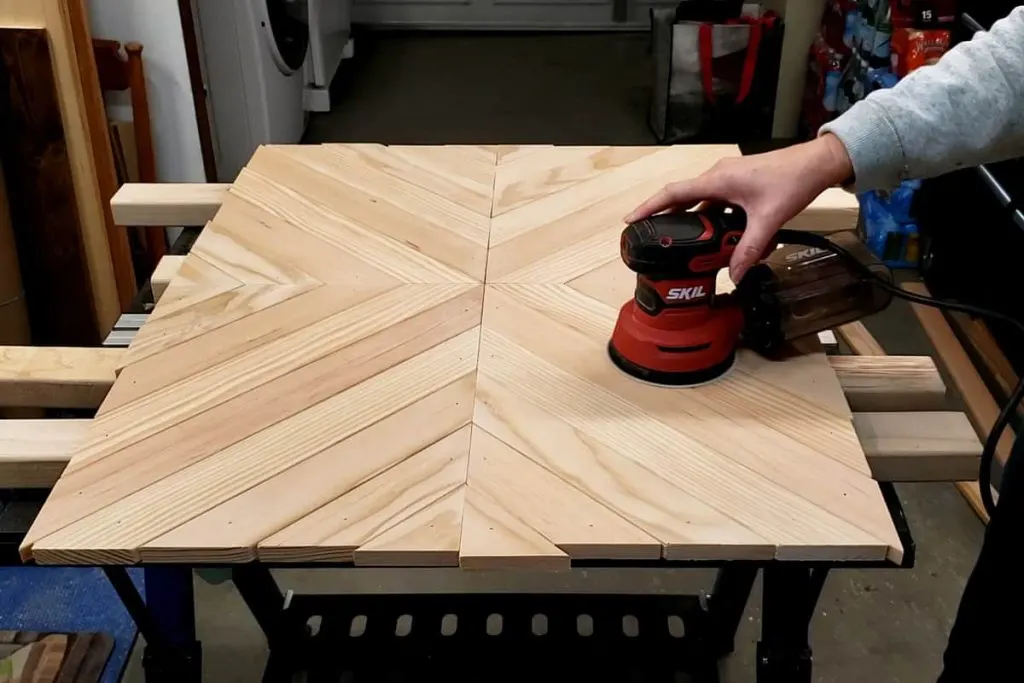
{"left": 0, "top": 0, "right": 133, "bottom": 346}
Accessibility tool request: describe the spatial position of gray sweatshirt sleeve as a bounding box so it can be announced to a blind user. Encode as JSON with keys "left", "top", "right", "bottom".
{"left": 819, "top": 8, "right": 1024, "bottom": 192}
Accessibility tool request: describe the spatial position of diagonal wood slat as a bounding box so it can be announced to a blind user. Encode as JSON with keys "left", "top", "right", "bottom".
{"left": 25, "top": 144, "right": 903, "bottom": 567}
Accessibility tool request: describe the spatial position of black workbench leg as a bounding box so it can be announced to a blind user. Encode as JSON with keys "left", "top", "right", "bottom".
{"left": 756, "top": 564, "right": 828, "bottom": 683}
{"left": 103, "top": 566, "right": 202, "bottom": 683}
{"left": 232, "top": 565, "right": 306, "bottom": 683}
{"left": 705, "top": 564, "right": 759, "bottom": 656}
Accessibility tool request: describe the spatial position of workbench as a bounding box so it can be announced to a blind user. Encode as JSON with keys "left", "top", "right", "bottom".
{"left": 1, "top": 144, "right": 983, "bottom": 682}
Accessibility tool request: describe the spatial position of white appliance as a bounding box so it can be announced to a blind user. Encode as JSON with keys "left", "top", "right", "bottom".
{"left": 304, "top": 0, "right": 355, "bottom": 112}
{"left": 194, "top": 0, "right": 352, "bottom": 182}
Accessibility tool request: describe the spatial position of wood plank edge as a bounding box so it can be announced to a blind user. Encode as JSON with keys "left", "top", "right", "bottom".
{"left": 151, "top": 255, "right": 185, "bottom": 304}
{"left": 856, "top": 411, "right": 981, "bottom": 483}
{"left": 955, "top": 482, "right": 991, "bottom": 525}
{"left": 829, "top": 355, "right": 947, "bottom": 412}
{"left": 0, "top": 346, "right": 121, "bottom": 408}
{"left": 110, "top": 182, "right": 230, "bottom": 226}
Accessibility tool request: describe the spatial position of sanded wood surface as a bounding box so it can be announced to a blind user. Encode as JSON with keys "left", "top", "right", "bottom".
{"left": 25, "top": 144, "right": 901, "bottom": 566}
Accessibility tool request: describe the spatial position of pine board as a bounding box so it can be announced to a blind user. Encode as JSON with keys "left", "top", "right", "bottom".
{"left": 25, "top": 144, "right": 902, "bottom": 567}
{"left": 0, "top": 1, "right": 122, "bottom": 338}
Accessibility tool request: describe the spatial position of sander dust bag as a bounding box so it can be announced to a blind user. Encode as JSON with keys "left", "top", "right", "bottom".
{"left": 650, "top": 3, "right": 783, "bottom": 143}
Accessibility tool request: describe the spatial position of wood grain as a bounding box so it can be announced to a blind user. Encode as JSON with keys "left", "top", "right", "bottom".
{"left": 904, "top": 281, "right": 1004, "bottom": 523}
{"left": 837, "top": 322, "right": 886, "bottom": 356}
{"left": 828, "top": 355, "right": 947, "bottom": 412}
{"left": 0, "top": 419, "right": 87, "bottom": 487}
{"left": 111, "top": 183, "right": 230, "bottom": 226}
{"left": 151, "top": 255, "right": 185, "bottom": 303}
{"left": 0, "top": 1, "right": 121, "bottom": 336}
{"left": 27, "top": 144, "right": 898, "bottom": 566}
{"left": 67, "top": 0, "right": 136, "bottom": 308}
{"left": 0, "top": 28, "right": 98, "bottom": 345}
{"left": 854, "top": 412, "right": 980, "bottom": 483}
{"left": 0, "top": 346, "right": 119, "bottom": 408}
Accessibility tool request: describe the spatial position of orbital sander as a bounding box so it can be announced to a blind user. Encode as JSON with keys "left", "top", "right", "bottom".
{"left": 608, "top": 204, "right": 894, "bottom": 386}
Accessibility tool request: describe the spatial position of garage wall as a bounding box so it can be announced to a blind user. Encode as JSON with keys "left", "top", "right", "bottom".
{"left": 87, "top": 0, "right": 206, "bottom": 184}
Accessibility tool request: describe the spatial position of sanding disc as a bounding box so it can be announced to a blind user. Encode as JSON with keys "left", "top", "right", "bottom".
{"left": 607, "top": 342, "right": 736, "bottom": 388}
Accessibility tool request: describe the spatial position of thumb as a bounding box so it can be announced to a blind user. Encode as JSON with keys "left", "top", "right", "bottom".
{"left": 729, "top": 216, "right": 777, "bottom": 284}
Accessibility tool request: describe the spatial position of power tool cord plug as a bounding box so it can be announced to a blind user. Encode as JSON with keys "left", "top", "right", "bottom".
{"left": 775, "top": 229, "right": 1024, "bottom": 519}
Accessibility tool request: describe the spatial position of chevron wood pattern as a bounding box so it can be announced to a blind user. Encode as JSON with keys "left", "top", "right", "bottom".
{"left": 25, "top": 144, "right": 902, "bottom": 567}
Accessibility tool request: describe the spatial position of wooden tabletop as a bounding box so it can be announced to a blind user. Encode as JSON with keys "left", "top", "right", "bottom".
{"left": 23, "top": 144, "right": 902, "bottom": 567}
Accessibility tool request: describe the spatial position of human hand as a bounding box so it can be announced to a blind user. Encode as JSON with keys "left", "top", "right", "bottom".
{"left": 624, "top": 134, "right": 855, "bottom": 283}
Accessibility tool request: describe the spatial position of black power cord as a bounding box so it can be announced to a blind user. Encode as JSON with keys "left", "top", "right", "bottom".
{"left": 776, "top": 229, "right": 1022, "bottom": 519}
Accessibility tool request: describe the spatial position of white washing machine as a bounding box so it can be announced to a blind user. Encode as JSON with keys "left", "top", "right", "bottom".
{"left": 303, "top": 0, "right": 355, "bottom": 112}
{"left": 195, "top": 0, "right": 351, "bottom": 182}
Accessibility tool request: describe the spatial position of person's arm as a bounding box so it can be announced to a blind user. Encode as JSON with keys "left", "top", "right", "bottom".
{"left": 823, "top": 8, "right": 1024, "bottom": 192}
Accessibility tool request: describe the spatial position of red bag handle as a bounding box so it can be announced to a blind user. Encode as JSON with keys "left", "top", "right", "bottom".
{"left": 698, "top": 23, "right": 718, "bottom": 103}
{"left": 698, "top": 12, "right": 776, "bottom": 105}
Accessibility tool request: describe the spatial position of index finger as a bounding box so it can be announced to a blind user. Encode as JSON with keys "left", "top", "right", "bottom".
{"left": 623, "top": 179, "right": 707, "bottom": 223}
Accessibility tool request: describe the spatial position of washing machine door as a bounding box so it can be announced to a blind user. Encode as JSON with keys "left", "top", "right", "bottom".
{"left": 261, "top": 0, "right": 310, "bottom": 76}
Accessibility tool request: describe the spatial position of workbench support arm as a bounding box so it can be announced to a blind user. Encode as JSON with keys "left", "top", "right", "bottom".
{"left": 705, "top": 564, "right": 759, "bottom": 657}
{"left": 756, "top": 564, "right": 828, "bottom": 683}
{"left": 102, "top": 566, "right": 202, "bottom": 683}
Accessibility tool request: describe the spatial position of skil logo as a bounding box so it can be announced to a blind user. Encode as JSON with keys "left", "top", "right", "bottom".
{"left": 784, "top": 247, "right": 828, "bottom": 263}
{"left": 666, "top": 286, "right": 707, "bottom": 301}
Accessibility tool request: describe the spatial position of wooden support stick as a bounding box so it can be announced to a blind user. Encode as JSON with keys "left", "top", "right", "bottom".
{"left": 837, "top": 321, "right": 886, "bottom": 356}
{"left": 0, "top": 341, "right": 976, "bottom": 486}
{"left": 0, "top": 409, "right": 977, "bottom": 489}
{"left": 855, "top": 412, "right": 980, "bottom": 483}
{"left": 151, "top": 255, "right": 185, "bottom": 303}
{"left": 108, "top": 179, "right": 853, "bottom": 234}
{"left": 0, "top": 346, "right": 120, "bottom": 408}
{"left": 111, "top": 182, "right": 230, "bottom": 226}
{"left": 0, "top": 420, "right": 89, "bottom": 488}
{"left": 829, "top": 355, "right": 947, "bottom": 412}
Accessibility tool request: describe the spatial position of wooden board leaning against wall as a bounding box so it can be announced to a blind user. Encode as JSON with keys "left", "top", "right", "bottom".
{"left": 0, "top": 0, "right": 131, "bottom": 345}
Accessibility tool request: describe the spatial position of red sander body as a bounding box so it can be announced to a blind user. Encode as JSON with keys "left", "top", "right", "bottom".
{"left": 608, "top": 205, "right": 893, "bottom": 386}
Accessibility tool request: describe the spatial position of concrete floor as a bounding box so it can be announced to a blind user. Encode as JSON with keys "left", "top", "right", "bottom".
{"left": 128, "top": 32, "right": 986, "bottom": 682}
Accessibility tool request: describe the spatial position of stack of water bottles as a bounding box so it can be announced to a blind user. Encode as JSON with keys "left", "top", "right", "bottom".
{"left": 803, "top": 0, "right": 957, "bottom": 267}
